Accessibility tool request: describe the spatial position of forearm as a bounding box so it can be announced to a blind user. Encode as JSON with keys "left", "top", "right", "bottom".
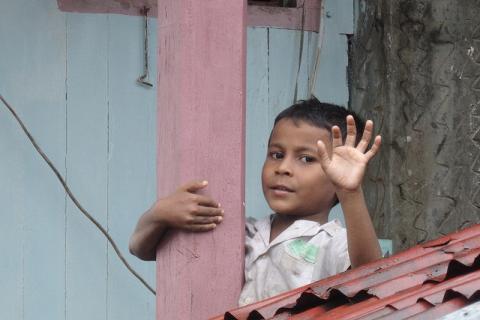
{"left": 337, "top": 188, "right": 381, "bottom": 268}
{"left": 129, "top": 202, "right": 168, "bottom": 261}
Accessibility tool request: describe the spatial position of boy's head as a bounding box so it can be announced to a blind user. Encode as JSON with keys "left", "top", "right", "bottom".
{"left": 262, "top": 98, "right": 365, "bottom": 220}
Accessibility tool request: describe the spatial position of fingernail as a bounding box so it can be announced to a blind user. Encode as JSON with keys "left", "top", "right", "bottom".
{"left": 202, "top": 180, "right": 208, "bottom": 185}
{"left": 218, "top": 202, "right": 222, "bottom": 208}
{"left": 221, "top": 209, "right": 225, "bottom": 215}
{"left": 218, "top": 216, "right": 223, "bottom": 222}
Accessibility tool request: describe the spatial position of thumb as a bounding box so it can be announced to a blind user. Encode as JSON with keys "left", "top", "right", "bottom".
{"left": 317, "top": 140, "right": 331, "bottom": 167}
{"left": 180, "top": 180, "right": 208, "bottom": 193}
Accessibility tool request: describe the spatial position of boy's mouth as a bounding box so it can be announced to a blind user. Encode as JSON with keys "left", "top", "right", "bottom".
{"left": 270, "top": 184, "right": 294, "bottom": 193}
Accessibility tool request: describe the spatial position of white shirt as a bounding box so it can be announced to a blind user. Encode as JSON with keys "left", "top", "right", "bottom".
{"left": 238, "top": 215, "right": 350, "bottom": 306}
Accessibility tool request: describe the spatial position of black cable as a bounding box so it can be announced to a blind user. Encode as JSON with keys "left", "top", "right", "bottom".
{"left": 0, "top": 94, "right": 156, "bottom": 295}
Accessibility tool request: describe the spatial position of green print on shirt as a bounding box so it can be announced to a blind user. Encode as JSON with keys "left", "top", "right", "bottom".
{"left": 287, "top": 239, "right": 319, "bottom": 263}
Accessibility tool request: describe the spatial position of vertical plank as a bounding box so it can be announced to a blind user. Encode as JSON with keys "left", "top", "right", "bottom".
{"left": 0, "top": 1, "right": 27, "bottom": 317}
{"left": 156, "top": 1, "right": 246, "bottom": 318}
{"left": 245, "top": 28, "right": 318, "bottom": 220}
{"left": 65, "top": 13, "right": 108, "bottom": 320}
{"left": 107, "top": 14, "right": 156, "bottom": 320}
{"left": 311, "top": 0, "right": 353, "bottom": 106}
{"left": 268, "top": 29, "right": 312, "bottom": 117}
{"left": 246, "top": 27, "right": 270, "bottom": 219}
{"left": 0, "top": 0, "right": 67, "bottom": 319}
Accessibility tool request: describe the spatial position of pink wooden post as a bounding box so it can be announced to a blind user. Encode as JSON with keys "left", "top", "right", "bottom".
{"left": 156, "top": 1, "right": 246, "bottom": 319}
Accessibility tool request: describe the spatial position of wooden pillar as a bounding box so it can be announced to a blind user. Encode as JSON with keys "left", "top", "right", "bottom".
{"left": 156, "top": 1, "right": 246, "bottom": 319}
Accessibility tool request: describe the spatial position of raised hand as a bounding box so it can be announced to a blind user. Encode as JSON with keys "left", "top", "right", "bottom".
{"left": 155, "top": 180, "right": 224, "bottom": 232}
{"left": 316, "top": 115, "right": 381, "bottom": 192}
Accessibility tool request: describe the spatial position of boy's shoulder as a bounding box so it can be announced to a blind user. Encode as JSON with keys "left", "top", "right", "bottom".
{"left": 245, "top": 215, "right": 271, "bottom": 239}
{"left": 245, "top": 215, "right": 347, "bottom": 241}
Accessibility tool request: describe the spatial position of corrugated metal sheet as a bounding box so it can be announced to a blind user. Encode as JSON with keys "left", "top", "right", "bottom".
{"left": 440, "top": 300, "right": 480, "bottom": 319}
{"left": 213, "top": 224, "right": 480, "bottom": 320}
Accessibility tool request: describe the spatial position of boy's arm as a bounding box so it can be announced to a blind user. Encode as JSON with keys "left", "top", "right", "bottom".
{"left": 317, "top": 116, "right": 382, "bottom": 268}
{"left": 337, "top": 188, "right": 381, "bottom": 267}
{"left": 129, "top": 180, "right": 224, "bottom": 261}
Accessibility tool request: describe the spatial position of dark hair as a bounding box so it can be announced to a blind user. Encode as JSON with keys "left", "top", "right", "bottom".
{"left": 274, "top": 97, "right": 365, "bottom": 144}
{"left": 272, "top": 97, "right": 366, "bottom": 208}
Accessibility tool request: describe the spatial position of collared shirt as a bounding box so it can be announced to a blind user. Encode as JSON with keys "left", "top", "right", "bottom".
{"left": 238, "top": 215, "right": 350, "bottom": 306}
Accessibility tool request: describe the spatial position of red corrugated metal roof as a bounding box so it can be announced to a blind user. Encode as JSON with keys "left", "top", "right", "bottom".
{"left": 212, "top": 224, "right": 480, "bottom": 320}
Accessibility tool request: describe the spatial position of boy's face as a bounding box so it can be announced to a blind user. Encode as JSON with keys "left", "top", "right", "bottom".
{"left": 262, "top": 119, "right": 336, "bottom": 218}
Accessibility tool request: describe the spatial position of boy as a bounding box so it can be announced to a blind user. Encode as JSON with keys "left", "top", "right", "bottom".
{"left": 129, "top": 98, "right": 382, "bottom": 305}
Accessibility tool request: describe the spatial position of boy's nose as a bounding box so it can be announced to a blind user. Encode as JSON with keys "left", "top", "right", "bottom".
{"left": 275, "top": 159, "right": 293, "bottom": 176}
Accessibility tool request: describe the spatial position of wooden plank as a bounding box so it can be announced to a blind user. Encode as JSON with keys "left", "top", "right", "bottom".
{"left": 246, "top": 27, "right": 271, "bottom": 219}
{"left": 311, "top": 0, "right": 353, "bottom": 106}
{"left": 156, "top": 1, "right": 246, "bottom": 318}
{"left": 0, "top": 1, "right": 67, "bottom": 319}
{"left": 107, "top": 14, "right": 156, "bottom": 320}
{"left": 268, "top": 28, "right": 311, "bottom": 120}
{"left": 65, "top": 12, "right": 108, "bottom": 320}
{"left": 0, "top": 2, "right": 27, "bottom": 318}
{"left": 245, "top": 28, "right": 318, "bottom": 220}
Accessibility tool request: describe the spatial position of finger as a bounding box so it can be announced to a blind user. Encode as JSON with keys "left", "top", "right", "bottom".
{"left": 193, "top": 206, "right": 224, "bottom": 217}
{"left": 193, "top": 194, "right": 221, "bottom": 208}
{"left": 179, "top": 180, "right": 208, "bottom": 193}
{"left": 331, "top": 126, "right": 343, "bottom": 148}
{"left": 317, "top": 140, "right": 331, "bottom": 167}
{"left": 188, "top": 223, "right": 218, "bottom": 232}
{"left": 190, "top": 215, "right": 223, "bottom": 225}
{"left": 365, "top": 135, "right": 381, "bottom": 161}
{"left": 344, "top": 115, "right": 357, "bottom": 147}
{"left": 356, "top": 120, "right": 373, "bottom": 153}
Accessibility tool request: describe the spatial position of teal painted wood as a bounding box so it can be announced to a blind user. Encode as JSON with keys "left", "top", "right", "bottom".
{"left": 246, "top": 27, "right": 270, "bottom": 218}
{"left": 106, "top": 14, "right": 156, "bottom": 320}
{"left": 65, "top": 13, "right": 109, "bottom": 320}
{"left": 0, "top": 1, "right": 156, "bottom": 319}
{"left": 0, "top": 4, "right": 26, "bottom": 319}
{"left": 245, "top": 28, "right": 318, "bottom": 220}
{"left": 311, "top": 0, "right": 354, "bottom": 107}
{"left": 0, "top": 1, "right": 67, "bottom": 320}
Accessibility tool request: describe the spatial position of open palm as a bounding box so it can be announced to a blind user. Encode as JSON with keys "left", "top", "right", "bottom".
{"left": 317, "top": 115, "right": 381, "bottom": 192}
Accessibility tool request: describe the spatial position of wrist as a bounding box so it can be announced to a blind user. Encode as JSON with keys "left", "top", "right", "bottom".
{"left": 150, "top": 199, "right": 170, "bottom": 226}
{"left": 336, "top": 186, "right": 363, "bottom": 202}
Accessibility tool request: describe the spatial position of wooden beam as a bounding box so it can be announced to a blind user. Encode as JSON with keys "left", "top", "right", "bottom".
{"left": 57, "top": 0, "right": 321, "bottom": 32}
{"left": 156, "top": 1, "right": 246, "bottom": 319}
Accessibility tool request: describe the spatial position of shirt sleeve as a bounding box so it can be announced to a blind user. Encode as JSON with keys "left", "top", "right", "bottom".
{"left": 333, "top": 230, "right": 351, "bottom": 273}
{"left": 312, "top": 228, "right": 351, "bottom": 281}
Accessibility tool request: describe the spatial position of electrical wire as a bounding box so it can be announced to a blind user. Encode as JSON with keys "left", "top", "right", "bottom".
{"left": 0, "top": 94, "right": 156, "bottom": 295}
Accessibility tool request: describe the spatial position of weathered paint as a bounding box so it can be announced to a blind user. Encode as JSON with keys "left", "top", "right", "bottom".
{"left": 106, "top": 13, "right": 157, "bottom": 320}
{"left": 0, "top": 0, "right": 156, "bottom": 319}
{"left": 247, "top": 0, "right": 321, "bottom": 32}
{"left": 65, "top": 13, "right": 109, "bottom": 320}
{"left": 1, "top": 1, "right": 357, "bottom": 319}
{"left": 0, "top": 1, "right": 67, "bottom": 320}
{"left": 245, "top": 24, "right": 348, "bottom": 223}
{"left": 156, "top": 1, "right": 246, "bottom": 318}
{"left": 57, "top": 0, "right": 321, "bottom": 31}
{"left": 311, "top": 0, "right": 353, "bottom": 107}
{"left": 440, "top": 301, "right": 480, "bottom": 320}
{"left": 57, "top": 0, "right": 157, "bottom": 17}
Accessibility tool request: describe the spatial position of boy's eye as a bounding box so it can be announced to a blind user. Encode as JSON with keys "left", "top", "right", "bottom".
{"left": 270, "top": 152, "right": 284, "bottom": 160}
{"left": 300, "top": 155, "right": 315, "bottom": 163}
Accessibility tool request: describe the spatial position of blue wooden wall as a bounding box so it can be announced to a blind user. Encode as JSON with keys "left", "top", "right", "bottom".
{"left": 245, "top": 0, "right": 353, "bottom": 221}
{"left": 0, "top": 0, "right": 353, "bottom": 319}
{"left": 0, "top": 1, "right": 157, "bottom": 319}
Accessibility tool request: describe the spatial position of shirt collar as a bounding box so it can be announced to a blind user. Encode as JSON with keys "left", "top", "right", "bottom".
{"left": 253, "top": 215, "right": 344, "bottom": 247}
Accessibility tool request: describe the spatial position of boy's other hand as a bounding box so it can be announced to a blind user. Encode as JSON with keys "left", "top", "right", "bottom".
{"left": 155, "top": 180, "right": 224, "bottom": 232}
{"left": 316, "top": 115, "right": 381, "bottom": 192}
